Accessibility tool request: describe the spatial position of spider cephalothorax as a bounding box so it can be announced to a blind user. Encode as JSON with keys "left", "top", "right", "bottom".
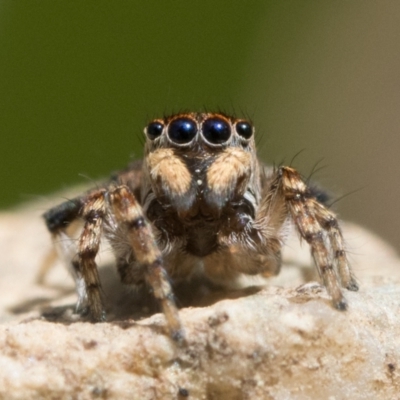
{"left": 43, "top": 112, "right": 358, "bottom": 342}
{"left": 141, "top": 113, "right": 260, "bottom": 258}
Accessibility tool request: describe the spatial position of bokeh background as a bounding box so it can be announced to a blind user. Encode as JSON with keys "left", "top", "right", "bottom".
{"left": 1, "top": 1, "right": 399, "bottom": 252}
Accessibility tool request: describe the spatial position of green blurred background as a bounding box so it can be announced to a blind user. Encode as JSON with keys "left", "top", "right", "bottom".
{"left": 1, "top": 1, "right": 400, "bottom": 251}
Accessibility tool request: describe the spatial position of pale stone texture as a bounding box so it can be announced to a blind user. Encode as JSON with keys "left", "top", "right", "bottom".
{"left": 0, "top": 196, "right": 399, "bottom": 399}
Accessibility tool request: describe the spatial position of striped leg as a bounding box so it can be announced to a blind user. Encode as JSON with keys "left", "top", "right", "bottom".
{"left": 43, "top": 192, "right": 106, "bottom": 320}
{"left": 109, "top": 186, "right": 184, "bottom": 343}
{"left": 277, "top": 167, "right": 358, "bottom": 309}
{"left": 313, "top": 201, "right": 359, "bottom": 291}
{"left": 76, "top": 190, "right": 107, "bottom": 321}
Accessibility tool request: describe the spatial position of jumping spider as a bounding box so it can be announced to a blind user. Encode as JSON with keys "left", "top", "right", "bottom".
{"left": 43, "top": 112, "right": 358, "bottom": 341}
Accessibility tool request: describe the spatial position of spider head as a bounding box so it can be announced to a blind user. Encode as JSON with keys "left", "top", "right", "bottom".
{"left": 144, "top": 112, "right": 254, "bottom": 149}
{"left": 142, "top": 112, "right": 260, "bottom": 220}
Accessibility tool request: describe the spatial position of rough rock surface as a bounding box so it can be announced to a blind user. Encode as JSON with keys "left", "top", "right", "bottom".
{"left": 0, "top": 196, "right": 399, "bottom": 400}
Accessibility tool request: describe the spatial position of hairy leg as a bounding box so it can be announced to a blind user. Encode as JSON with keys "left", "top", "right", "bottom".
{"left": 109, "top": 186, "right": 184, "bottom": 342}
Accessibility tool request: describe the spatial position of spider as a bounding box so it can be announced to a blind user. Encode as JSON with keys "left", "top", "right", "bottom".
{"left": 43, "top": 112, "right": 359, "bottom": 342}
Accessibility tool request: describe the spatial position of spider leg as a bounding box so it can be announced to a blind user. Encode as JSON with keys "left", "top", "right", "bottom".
{"left": 36, "top": 247, "right": 58, "bottom": 284}
{"left": 75, "top": 190, "right": 107, "bottom": 321}
{"left": 42, "top": 197, "right": 84, "bottom": 285}
{"left": 109, "top": 185, "right": 184, "bottom": 343}
{"left": 43, "top": 191, "right": 107, "bottom": 321}
{"left": 262, "top": 166, "right": 357, "bottom": 310}
{"left": 312, "top": 201, "right": 359, "bottom": 291}
{"left": 43, "top": 197, "right": 83, "bottom": 233}
{"left": 43, "top": 196, "right": 87, "bottom": 299}
{"left": 281, "top": 166, "right": 359, "bottom": 308}
{"left": 43, "top": 186, "right": 183, "bottom": 341}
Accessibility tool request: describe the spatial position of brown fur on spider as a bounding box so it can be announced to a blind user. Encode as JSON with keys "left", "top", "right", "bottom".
{"left": 43, "top": 112, "right": 359, "bottom": 344}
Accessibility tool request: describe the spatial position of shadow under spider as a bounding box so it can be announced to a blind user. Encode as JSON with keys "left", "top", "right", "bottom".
{"left": 8, "top": 262, "right": 264, "bottom": 325}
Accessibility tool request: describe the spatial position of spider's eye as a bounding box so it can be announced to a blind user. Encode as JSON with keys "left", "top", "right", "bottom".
{"left": 146, "top": 121, "right": 164, "bottom": 140}
{"left": 202, "top": 117, "right": 231, "bottom": 144}
{"left": 235, "top": 120, "right": 253, "bottom": 139}
{"left": 167, "top": 118, "right": 197, "bottom": 144}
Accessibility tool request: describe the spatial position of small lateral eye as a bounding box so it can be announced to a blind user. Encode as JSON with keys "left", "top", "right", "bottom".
{"left": 202, "top": 117, "right": 231, "bottom": 144}
{"left": 167, "top": 118, "right": 197, "bottom": 144}
{"left": 146, "top": 121, "right": 164, "bottom": 140}
{"left": 235, "top": 120, "right": 253, "bottom": 139}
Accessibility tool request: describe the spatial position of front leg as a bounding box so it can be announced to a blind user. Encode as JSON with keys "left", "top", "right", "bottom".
{"left": 109, "top": 186, "right": 184, "bottom": 343}
{"left": 259, "top": 166, "right": 358, "bottom": 310}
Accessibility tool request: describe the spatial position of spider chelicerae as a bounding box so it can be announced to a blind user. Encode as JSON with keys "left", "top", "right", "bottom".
{"left": 43, "top": 112, "right": 358, "bottom": 342}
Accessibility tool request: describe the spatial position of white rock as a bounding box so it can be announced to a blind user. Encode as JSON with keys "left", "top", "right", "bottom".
{"left": 0, "top": 196, "right": 399, "bottom": 399}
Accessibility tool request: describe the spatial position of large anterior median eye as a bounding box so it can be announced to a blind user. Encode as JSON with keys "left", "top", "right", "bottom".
{"left": 167, "top": 118, "right": 197, "bottom": 144}
{"left": 146, "top": 121, "right": 164, "bottom": 140}
{"left": 202, "top": 117, "right": 231, "bottom": 144}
